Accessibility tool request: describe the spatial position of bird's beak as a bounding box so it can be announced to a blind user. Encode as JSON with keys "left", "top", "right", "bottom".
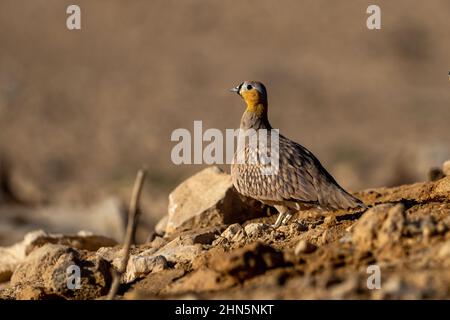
{"left": 229, "top": 85, "right": 240, "bottom": 94}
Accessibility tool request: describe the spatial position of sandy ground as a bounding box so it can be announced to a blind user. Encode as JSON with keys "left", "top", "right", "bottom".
{"left": 123, "top": 177, "right": 450, "bottom": 300}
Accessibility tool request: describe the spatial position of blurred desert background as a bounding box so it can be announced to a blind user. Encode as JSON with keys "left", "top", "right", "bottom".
{"left": 0, "top": 0, "right": 449, "bottom": 245}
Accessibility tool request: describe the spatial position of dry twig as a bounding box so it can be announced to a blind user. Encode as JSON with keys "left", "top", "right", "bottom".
{"left": 106, "top": 168, "right": 147, "bottom": 300}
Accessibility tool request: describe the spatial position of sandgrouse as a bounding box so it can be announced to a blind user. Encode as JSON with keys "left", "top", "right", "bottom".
{"left": 230, "top": 81, "right": 366, "bottom": 228}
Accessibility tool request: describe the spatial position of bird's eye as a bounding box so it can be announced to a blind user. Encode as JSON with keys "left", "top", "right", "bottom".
{"left": 246, "top": 84, "right": 252, "bottom": 90}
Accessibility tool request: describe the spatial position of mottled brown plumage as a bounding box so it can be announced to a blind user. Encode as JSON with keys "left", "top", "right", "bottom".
{"left": 230, "top": 81, "right": 366, "bottom": 228}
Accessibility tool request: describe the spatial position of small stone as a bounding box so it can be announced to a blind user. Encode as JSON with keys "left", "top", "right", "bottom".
{"left": 150, "top": 236, "right": 167, "bottom": 250}
{"left": 120, "top": 237, "right": 202, "bottom": 283}
{"left": 220, "top": 223, "right": 247, "bottom": 243}
{"left": 294, "top": 240, "right": 317, "bottom": 255}
{"left": 244, "top": 223, "right": 269, "bottom": 238}
{"left": 124, "top": 255, "right": 168, "bottom": 283}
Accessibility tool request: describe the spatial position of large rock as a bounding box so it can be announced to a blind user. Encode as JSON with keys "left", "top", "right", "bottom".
{"left": 164, "top": 166, "right": 265, "bottom": 235}
{"left": 98, "top": 234, "right": 204, "bottom": 283}
{"left": 0, "top": 230, "right": 116, "bottom": 283}
{"left": 10, "top": 244, "right": 111, "bottom": 299}
{"left": 351, "top": 204, "right": 405, "bottom": 252}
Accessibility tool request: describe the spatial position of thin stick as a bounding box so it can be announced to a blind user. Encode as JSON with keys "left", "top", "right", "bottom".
{"left": 107, "top": 168, "right": 147, "bottom": 300}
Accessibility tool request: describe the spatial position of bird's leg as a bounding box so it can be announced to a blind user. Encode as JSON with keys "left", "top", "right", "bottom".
{"left": 282, "top": 213, "right": 293, "bottom": 225}
{"left": 272, "top": 205, "right": 289, "bottom": 229}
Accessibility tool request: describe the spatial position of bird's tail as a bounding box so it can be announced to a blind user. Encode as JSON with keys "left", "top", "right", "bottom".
{"left": 323, "top": 186, "right": 367, "bottom": 211}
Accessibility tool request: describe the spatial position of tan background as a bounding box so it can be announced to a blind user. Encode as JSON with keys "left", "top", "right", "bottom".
{"left": 0, "top": 0, "right": 449, "bottom": 225}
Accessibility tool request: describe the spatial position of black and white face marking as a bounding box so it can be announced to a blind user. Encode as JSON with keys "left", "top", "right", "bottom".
{"left": 230, "top": 81, "right": 267, "bottom": 97}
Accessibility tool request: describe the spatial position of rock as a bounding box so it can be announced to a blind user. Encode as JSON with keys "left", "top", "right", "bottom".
{"left": 294, "top": 240, "right": 317, "bottom": 255}
{"left": 155, "top": 238, "right": 203, "bottom": 264}
{"left": 210, "top": 242, "right": 284, "bottom": 281}
{"left": 351, "top": 204, "right": 391, "bottom": 251}
{"left": 213, "top": 223, "right": 247, "bottom": 246}
{"left": 244, "top": 223, "right": 269, "bottom": 238}
{"left": 0, "top": 230, "right": 46, "bottom": 282}
{"left": 225, "top": 223, "right": 247, "bottom": 242}
{"left": 124, "top": 255, "right": 168, "bottom": 283}
{"left": 377, "top": 203, "right": 405, "bottom": 248}
{"left": 110, "top": 236, "right": 203, "bottom": 283}
{"left": 0, "top": 230, "right": 117, "bottom": 283}
{"left": 443, "top": 160, "right": 450, "bottom": 176}
{"left": 10, "top": 244, "right": 111, "bottom": 299}
{"left": 155, "top": 215, "right": 168, "bottom": 235}
{"left": 165, "top": 166, "right": 264, "bottom": 235}
{"left": 150, "top": 236, "right": 168, "bottom": 250}
{"left": 351, "top": 204, "right": 405, "bottom": 252}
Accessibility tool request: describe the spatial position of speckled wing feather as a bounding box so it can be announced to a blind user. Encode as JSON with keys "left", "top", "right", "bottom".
{"left": 276, "top": 135, "right": 365, "bottom": 210}
{"left": 231, "top": 133, "right": 365, "bottom": 210}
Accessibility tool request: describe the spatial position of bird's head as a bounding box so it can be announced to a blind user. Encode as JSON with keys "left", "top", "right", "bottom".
{"left": 230, "top": 81, "right": 268, "bottom": 112}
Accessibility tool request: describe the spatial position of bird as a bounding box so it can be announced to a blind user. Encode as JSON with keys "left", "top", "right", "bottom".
{"left": 230, "top": 81, "right": 366, "bottom": 228}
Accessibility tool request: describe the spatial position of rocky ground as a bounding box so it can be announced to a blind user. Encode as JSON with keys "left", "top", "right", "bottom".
{"left": 1, "top": 164, "right": 450, "bottom": 300}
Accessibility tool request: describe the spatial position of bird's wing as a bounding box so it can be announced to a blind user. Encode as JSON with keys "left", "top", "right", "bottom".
{"left": 277, "top": 136, "right": 365, "bottom": 209}
{"left": 273, "top": 136, "right": 321, "bottom": 203}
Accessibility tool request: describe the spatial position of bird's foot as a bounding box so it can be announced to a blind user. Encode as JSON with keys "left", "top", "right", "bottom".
{"left": 281, "top": 213, "right": 293, "bottom": 225}
{"left": 271, "top": 212, "right": 285, "bottom": 229}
